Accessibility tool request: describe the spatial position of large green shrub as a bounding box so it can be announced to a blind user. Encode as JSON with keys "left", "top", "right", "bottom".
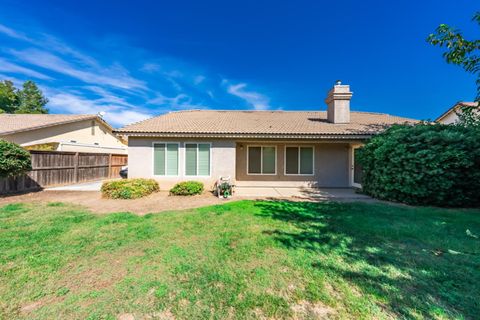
{"left": 357, "top": 124, "right": 480, "bottom": 207}
{"left": 170, "top": 181, "right": 204, "bottom": 196}
{"left": 0, "top": 139, "right": 32, "bottom": 178}
{"left": 101, "top": 179, "right": 159, "bottom": 199}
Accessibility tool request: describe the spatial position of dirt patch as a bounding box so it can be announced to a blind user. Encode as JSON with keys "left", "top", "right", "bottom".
{"left": 20, "top": 296, "right": 65, "bottom": 315}
{"left": 290, "top": 300, "right": 335, "bottom": 319}
{"left": 0, "top": 190, "right": 232, "bottom": 215}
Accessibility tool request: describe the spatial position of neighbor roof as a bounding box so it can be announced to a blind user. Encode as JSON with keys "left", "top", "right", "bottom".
{"left": 0, "top": 114, "right": 112, "bottom": 136}
{"left": 116, "top": 110, "right": 417, "bottom": 139}
{"left": 435, "top": 102, "right": 478, "bottom": 122}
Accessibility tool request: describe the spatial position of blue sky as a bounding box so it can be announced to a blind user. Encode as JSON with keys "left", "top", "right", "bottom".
{"left": 0, "top": 0, "right": 478, "bottom": 127}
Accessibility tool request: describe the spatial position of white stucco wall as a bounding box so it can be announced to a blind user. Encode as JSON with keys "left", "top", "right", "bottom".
{"left": 2, "top": 119, "right": 127, "bottom": 154}
{"left": 128, "top": 137, "right": 236, "bottom": 189}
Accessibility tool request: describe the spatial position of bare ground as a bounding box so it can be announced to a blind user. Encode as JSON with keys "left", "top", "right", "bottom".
{"left": 0, "top": 190, "right": 233, "bottom": 215}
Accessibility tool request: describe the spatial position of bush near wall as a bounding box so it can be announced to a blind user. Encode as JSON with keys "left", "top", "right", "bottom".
{"left": 0, "top": 139, "right": 32, "bottom": 178}
{"left": 101, "top": 179, "right": 159, "bottom": 199}
{"left": 170, "top": 181, "right": 204, "bottom": 196}
{"left": 357, "top": 123, "right": 480, "bottom": 207}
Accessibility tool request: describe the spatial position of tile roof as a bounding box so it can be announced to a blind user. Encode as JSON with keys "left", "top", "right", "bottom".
{"left": 116, "top": 110, "right": 417, "bottom": 137}
{"left": 0, "top": 114, "right": 102, "bottom": 135}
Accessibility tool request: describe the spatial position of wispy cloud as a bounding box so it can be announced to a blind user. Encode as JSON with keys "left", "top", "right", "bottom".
{"left": 46, "top": 90, "right": 151, "bottom": 127}
{"left": 194, "top": 75, "right": 206, "bottom": 85}
{"left": 148, "top": 93, "right": 207, "bottom": 110}
{"left": 9, "top": 49, "right": 146, "bottom": 90}
{"left": 226, "top": 82, "right": 271, "bottom": 110}
{"left": 0, "top": 21, "right": 275, "bottom": 126}
{"left": 140, "top": 62, "right": 161, "bottom": 73}
{"left": 0, "top": 24, "right": 33, "bottom": 42}
{"left": 0, "top": 57, "right": 52, "bottom": 80}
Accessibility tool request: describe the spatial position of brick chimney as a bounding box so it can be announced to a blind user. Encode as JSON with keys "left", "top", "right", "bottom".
{"left": 325, "top": 80, "right": 352, "bottom": 123}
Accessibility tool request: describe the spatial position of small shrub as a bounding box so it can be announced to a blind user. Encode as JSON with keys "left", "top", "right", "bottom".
{"left": 170, "top": 181, "right": 204, "bottom": 196}
{"left": 0, "top": 139, "right": 31, "bottom": 178}
{"left": 358, "top": 123, "right": 480, "bottom": 207}
{"left": 101, "top": 178, "right": 159, "bottom": 199}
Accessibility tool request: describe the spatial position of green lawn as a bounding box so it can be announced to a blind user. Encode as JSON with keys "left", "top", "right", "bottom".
{"left": 0, "top": 200, "right": 479, "bottom": 319}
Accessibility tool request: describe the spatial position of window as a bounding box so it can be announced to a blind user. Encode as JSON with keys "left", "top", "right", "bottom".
{"left": 153, "top": 143, "right": 179, "bottom": 176}
{"left": 285, "top": 146, "right": 314, "bottom": 175}
{"left": 185, "top": 143, "right": 211, "bottom": 176}
{"left": 247, "top": 146, "right": 276, "bottom": 174}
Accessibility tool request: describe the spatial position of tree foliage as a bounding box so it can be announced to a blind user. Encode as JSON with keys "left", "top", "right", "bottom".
{"left": 0, "top": 80, "right": 18, "bottom": 114}
{"left": 0, "top": 139, "right": 32, "bottom": 178}
{"left": 357, "top": 124, "right": 480, "bottom": 207}
{"left": 0, "top": 80, "right": 48, "bottom": 114}
{"left": 427, "top": 12, "right": 480, "bottom": 101}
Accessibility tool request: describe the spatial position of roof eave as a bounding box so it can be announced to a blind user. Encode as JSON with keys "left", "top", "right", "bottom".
{"left": 114, "top": 132, "right": 375, "bottom": 140}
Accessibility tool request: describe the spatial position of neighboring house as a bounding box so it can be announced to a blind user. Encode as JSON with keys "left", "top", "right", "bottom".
{"left": 0, "top": 114, "right": 127, "bottom": 154}
{"left": 436, "top": 101, "right": 478, "bottom": 124}
{"left": 116, "top": 82, "right": 416, "bottom": 189}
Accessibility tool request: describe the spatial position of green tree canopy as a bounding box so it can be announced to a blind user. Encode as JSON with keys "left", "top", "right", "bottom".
{"left": 0, "top": 80, "right": 19, "bottom": 114}
{"left": 427, "top": 12, "right": 480, "bottom": 101}
{"left": 0, "top": 80, "right": 48, "bottom": 114}
{"left": 16, "top": 80, "right": 49, "bottom": 114}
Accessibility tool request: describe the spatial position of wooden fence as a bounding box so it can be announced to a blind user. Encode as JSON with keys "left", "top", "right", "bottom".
{"left": 0, "top": 150, "right": 127, "bottom": 194}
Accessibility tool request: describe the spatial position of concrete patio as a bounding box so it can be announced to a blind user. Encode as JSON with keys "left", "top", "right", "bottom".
{"left": 234, "top": 187, "right": 371, "bottom": 201}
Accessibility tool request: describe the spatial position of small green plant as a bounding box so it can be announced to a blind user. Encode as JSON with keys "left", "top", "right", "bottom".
{"left": 170, "top": 181, "right": 204, "bottom": 196}
{"left": 101, "top": 178, "right": 159, "bottom": 199}
{"left": 0, "top": 139, "right": 32, "bottom": 178}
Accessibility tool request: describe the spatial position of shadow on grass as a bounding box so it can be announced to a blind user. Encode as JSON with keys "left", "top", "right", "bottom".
{"left": 254, "top": 200, "right": 480, "bottom": 320}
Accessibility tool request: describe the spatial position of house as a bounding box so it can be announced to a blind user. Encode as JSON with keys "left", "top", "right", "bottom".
{"left": 0, "top": 114, "right": 127, "bottom": 154}
{"left": 436, "top": 101, "right": 478, "bottom": 124}
{"left": 116, "top": 82, "right": 416, "bottom": 189}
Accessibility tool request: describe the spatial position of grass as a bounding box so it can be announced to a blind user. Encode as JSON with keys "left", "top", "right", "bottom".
{"left": 0, "top": 200, "right": 479, "bottom": 319}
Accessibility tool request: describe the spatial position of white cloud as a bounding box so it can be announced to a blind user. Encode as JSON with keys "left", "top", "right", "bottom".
{"left": 9, "top": 48, "right": 146, "bottom": 90}
{"left": 0, "top": 24, "right": 33, "bottom": 42}
{"left": 140, "top": 62, "right": 161, "bottom": 73}
{"left": 194, "top": 75, "right": 206, "bottom": 85}
{"left": 0, "top": 57, "right": 52, "bottom": 80}
{"left": 226, "top": 82, "right": 271, "bottom": 110}
{"left": 147, "top": 93, "right": 208, "bottom": 111}
{"left": 47, "top": 91, "right": 151, "bottom": 127}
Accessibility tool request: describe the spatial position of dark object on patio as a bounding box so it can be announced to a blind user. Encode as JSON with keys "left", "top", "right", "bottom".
{"left": 119, "top": 166, "right": 128, "bottom": 179}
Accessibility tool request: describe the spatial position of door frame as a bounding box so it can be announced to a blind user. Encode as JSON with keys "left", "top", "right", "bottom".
{"left": 350, "top": 145, "right": 362, "bottom": 188}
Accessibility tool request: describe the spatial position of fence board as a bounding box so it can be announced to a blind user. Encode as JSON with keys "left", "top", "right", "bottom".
{"left": 0, "top": 150, "right": 127, "bottom": 194}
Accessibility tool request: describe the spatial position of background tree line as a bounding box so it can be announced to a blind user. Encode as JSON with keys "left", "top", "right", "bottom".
{"left": 0, "top": 80, "right": 48, "bottom": 114}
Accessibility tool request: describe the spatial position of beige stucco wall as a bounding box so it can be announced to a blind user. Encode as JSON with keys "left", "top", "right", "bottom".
{"left": 2, "top": 119, "right": 127, "bottom": 154}
{"left": 129, "top": 137, "right": 361, "bottom": 189}
{"left": 235, "top": 142, "right": 354, "bottom": 187}
{"left": 437, "top": 111, "right": 458, "bottom": 125}
{"left": 128, "top": 137, "right": 236, "bottom": 189}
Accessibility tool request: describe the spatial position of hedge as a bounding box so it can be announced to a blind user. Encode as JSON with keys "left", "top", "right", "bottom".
{"left": 357, "top": 123, "right": 480, "bottom": 207}
{"left": 170, "top": 181, "right": 204, "bottom": 196}
{"left": 0, "top": 139, "right": 32, "bottom": 178}
{"left": 101, "top": 179, "right": 159, "bottom": 199}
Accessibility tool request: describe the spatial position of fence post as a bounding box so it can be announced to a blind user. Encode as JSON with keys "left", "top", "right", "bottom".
{"left": 108, "top": 153, "right": 113, "bottom": 178}
{"left": 74, "top": 152, "right": 79, "bottom": 183}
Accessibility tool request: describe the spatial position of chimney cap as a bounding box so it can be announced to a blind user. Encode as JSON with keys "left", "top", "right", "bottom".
{"left": 335, "top": 80, "right": 342, "bottom": 85}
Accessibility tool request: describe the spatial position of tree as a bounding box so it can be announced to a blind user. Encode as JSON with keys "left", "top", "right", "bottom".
{"left": 0, "top": 80, "right": 19, "bottom": 114}
{"left": 428, "top": 12, "right": 480, "bottom": 126}
{"left": 427, "top": 12, "right": 480, "bottom": 100}
{"left": 15, "top": 80, "right": 49, "bottom": 114}
{"left": 0, "top": 139, "right": 32, "bottom": 178}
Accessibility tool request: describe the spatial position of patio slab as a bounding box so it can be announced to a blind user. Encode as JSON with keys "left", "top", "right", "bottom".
{"left": 235, "top": 187, "right": 371, "bottom": 200}
{"left": 46, "top": 180, "right": 103, "bottom": 191}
